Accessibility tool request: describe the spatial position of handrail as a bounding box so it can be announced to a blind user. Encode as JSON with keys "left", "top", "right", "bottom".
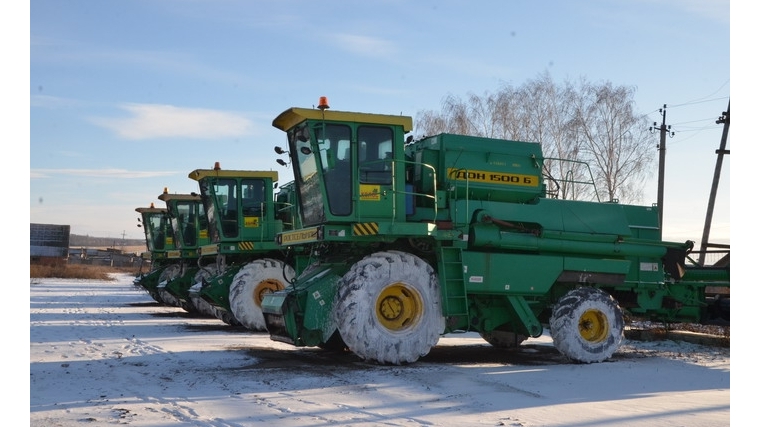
{"left": 543, "top": 157, "right": 602, "bottom": 202}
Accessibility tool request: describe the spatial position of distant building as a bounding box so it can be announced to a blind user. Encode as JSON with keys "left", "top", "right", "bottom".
{"left": 68, "top": 246, "right": 139, "bottom": 268}
{"left": 30, "top": 223, "right": 70, "bottom": 264}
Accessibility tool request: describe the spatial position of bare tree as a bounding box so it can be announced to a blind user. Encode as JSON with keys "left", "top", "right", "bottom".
{"left": 414, "top": 73, "right": 655, "bottom": 204}
{"left": 416, "top": 94, "right": 474, "bottom": 136}
{"left": 518, "top": 74, "right": 593, "bottom": 200}
{"left": 572, "top": 79, "right": 654, "bottom": 202}
{"left": 492, "top": 86, "right": 525, "bottom": 139}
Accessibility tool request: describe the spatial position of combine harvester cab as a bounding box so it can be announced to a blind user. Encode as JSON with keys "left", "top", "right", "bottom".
{"left": 134, "top": 203, "right": 177, "bottom": 303}
{"left": 262, "top": 99, "right": 729, "bottom": 365}
{"left": 154, "top": 189, "right": 212, "bottom": 314}
{"left": 185, "top": 163, "right": 306, "bottom": 330}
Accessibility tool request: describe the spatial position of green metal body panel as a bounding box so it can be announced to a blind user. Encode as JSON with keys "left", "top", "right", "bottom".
{"left": 460, "top": 252, "right": 565, "bottom": 295}
{"left": 262, "top": 261, "right": 351, "bottom": 346}
{"left": 198, "top": 264, "right": 243, "bottom": 313}
{"left": 135, "top": 264, "right": 171, "bottom": 300}
{"left": 163, "top": 266, "right": 201, "bottom": 306}
{"left": 682, "top": 265, "right": 731, "bottom": 283}
{"left": 459, "top": 252, "right": 631, "bottom": 296}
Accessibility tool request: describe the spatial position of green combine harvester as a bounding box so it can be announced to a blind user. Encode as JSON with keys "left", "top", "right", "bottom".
{"left": 261, "top": 99, "right": 730, "bottom": 365}
{"left": 133, "top": 202, "right": 176, "bottom": 304}
{"left": 154, "top": 189, "right": 212, "bottom": 314}
{"left": 185, "top": 163, "right": 307, "bottom": 330}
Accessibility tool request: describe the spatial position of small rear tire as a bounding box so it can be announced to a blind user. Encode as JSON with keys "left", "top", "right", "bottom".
{"left": 550, "top": 287, "right": 624, "bottom": 363}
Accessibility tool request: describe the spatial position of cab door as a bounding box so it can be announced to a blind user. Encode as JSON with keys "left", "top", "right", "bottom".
{"left": 356, "top": 125, "right": 395, "bottom": 221}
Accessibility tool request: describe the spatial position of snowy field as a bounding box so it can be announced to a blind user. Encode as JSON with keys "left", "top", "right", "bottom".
{"left": 29, "top": 273, "right": 730, "bottom": 426}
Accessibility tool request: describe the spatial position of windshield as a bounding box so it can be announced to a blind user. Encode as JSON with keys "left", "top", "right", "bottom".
{"left": 289, "top": 124, "right": 320, "bottom": 225}
{"left": 211, "top": 178, "right": 239, "bottom": 239}
{"left": 200, "top": 177, "right": 267, "bottom": 241}
{"left": 198, "top": 178, "right": 221, "bottom": 242}
{"left": 173, "top": 201, "right": 197, "bottom": 248}
{"left": 168, "top": 200, "right": 207, "bottom": 249}
{"left": 145, "top": 213, "right": 167, "bottom": 251}
{"left": 289, "top": 122, "right": 353, "bottom": 225}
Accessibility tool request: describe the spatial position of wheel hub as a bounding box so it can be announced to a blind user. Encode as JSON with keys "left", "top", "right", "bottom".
{"left": 578, "top": 308, "right": 609, "bottom": 343}
{"left": 254, "top": 279, "right": 285, "bottom": 305}
{"left": 376, "top": 283, "right": 423, "bottom": 331}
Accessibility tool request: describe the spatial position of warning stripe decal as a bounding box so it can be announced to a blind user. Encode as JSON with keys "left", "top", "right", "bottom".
{"left": 353, "top": 222, "right": 379, "bottom": 235}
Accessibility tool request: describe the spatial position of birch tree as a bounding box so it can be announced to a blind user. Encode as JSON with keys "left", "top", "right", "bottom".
{"left": 414, "top": 73, "right": 655, "bottom": 203}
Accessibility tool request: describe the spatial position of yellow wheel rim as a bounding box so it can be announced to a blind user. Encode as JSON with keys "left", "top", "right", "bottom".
{"left": 578, "top": 308, "right": 609, "bottom": 343}
{"left": 253, "top": 279, "right": 285, "bottom": 306}
{"left": 376, "top": 283, "right": 423, "bottom": 332}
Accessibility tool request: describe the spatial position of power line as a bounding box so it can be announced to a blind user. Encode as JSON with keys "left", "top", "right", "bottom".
{"left": 645, "top": 79, "right": 729, "bottom": 114}
{"left": 669, "top": 95, "right": 729, "bottom": 109}
{"left": 646, "top": 105, "right": 729, "bottom": 146}
{"left": 668, "top": 79, "right": 729, "bottom": 108}
{"left": 670, "top": 117, "right": 724, "bottom": 126}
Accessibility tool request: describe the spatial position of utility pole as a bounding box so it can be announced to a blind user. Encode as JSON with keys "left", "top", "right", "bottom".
{"left": 697, "top": 101, "right": 730, "bottom": 266}
{"left": 651, "top": 105, "right": 674, "bottom": 229}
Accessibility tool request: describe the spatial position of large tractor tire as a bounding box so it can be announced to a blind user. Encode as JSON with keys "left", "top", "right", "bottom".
{"left": 157, "top": 264, "right": 182, "bottom": 307}
{"left": 334, "top": 251, "right": 445, "bottom": 365}
{"left": 229, "top": 259, "right": 294, "bottom": 331}
{"left": 549, "top": 287, "right": 624, "bottom": 363}
{"left": 189, "top": 266, "right": 221, "bottom": 318}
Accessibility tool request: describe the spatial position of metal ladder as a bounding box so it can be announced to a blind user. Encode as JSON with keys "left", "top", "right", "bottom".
{"left": 438, "top": 246, "right": 468, "bottom": 319}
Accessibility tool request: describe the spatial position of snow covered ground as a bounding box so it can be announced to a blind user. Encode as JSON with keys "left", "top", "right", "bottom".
{"left": 29, "top": 273, "right": 730, "bottom": 426}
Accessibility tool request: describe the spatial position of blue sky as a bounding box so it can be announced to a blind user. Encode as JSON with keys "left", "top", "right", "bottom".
{"left": 27, "top": 0, "right": 732, "bottom": 247}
